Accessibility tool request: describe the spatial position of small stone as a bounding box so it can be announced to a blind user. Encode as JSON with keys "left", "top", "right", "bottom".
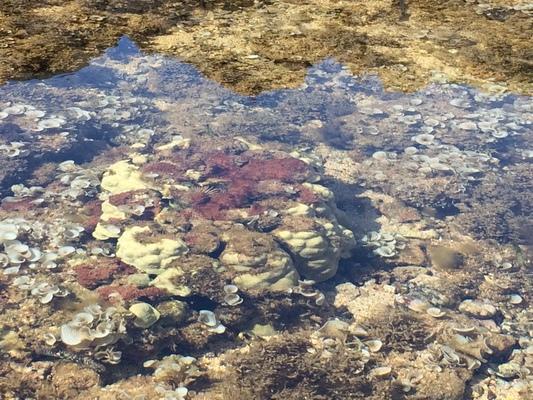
{"left": 250, "top": 323, "right": 277, "bottom": 338}
{"left": 129, "top": 302, "right": 160, "bottom": 328}
{"left": 126, "top": 273, "right": 151, "bottom": 288}
{"left": 158, "top": 300, "right": 188, "bottom": 324}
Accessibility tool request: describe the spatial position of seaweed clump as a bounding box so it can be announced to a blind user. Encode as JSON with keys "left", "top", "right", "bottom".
{"left": 366, "top": 310, "right": 430, "bottom": 354}
{"left": 456, "top": 164, "right": 532, "bottom": 244}
{"left": 220, "top": 333, "right": 371, "bottom": 400}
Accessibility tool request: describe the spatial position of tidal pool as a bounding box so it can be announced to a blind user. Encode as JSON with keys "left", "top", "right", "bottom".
{"left": 0, "top": 37, "right": 531, "bottom": 400}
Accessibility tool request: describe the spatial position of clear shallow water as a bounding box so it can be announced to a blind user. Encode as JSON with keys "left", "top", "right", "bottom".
{"left": 1, "top": 36, "right": 531, "bottom": 240}
{"left": 1, "top": 36, "right": 531, "bottom": 153}
{"left": 0, "top": 37, "right": 532, "bottom": 399}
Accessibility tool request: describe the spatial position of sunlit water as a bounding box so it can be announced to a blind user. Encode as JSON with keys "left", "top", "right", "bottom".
{"left": 1, "top": 36, "right": 531, "bottom": 238}
{"left": 1, "top": 36, "right": 531, "bottom": 154}
{"left": 0, "top": 37, "right": 532, "bottom": 399}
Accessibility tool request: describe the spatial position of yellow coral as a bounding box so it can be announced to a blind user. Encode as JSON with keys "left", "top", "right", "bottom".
{"left": 220, "top": 232, "right": 299, "bottom": 292}
{"left": 100, "top": 200, "right": 127, "bottom": 221}
{"left": 92, "top": 222, "right": 121, "bottom": 241}
{"left": 302, "top": 182, "right": 335, "bottom": 201}
{"left": 116, "top": 226, "right": 188, "bottom": 274}
{"left": 150, "top": 267, "right": 191, "bottom": 296}
{"left": 100, "top": 160, "right": 150, "bottom": 195}
{"left": 233, "top": 257, "right": 299, "bottom": 292}
{"left": 274, "top": 203, "right": 356, "bottom": 282}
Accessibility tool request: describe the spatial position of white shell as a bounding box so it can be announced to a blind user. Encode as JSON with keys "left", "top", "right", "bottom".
{"left": 72, "top": 312, "right": 95, "bottom": 326}
{"left": 129, "top": 303, "right": 160, "bottom": 328}
{"left": 7, "top": 252, "right": 25, "bottom": 264}
{"left": 42, "top": 260, "right": 58, "bottom": 269}
{"left": 426, "top": 307, "right": 446, "bottom": 318}
{"left": 4, "top": 266, "right": 20, "bottom": 274}
{"left": 92, "top": 322, "right": 112, "bottom": 338}
{"left": 58, "top": 160, "right": 77, "bottom": 172}
{"left": 492, "top": 130, "right": 509, "bottom": 139}
{"left": 58, "top": 246, "right": 76, "bottom": 257}
{"left": 404, "top": 146, "right": 418, "bottom": 155}
{"left": 25, "top": 109, "right": 45, "bottom": 119}
{"left": 6, "top": 242, "right": 29, "bottom": 254}
{"left": 39, "top": 292, "right": 55, "bottom": 304}
{"left": 84, "top": 304, "right": 103, "bottom": 316}
{"left": 413, "top": 133, "right": 435, "bottom": 146}
{"left": 3, "top": 105, "right": 26, "bottom": 115}
{"left": 101, "top": 224, "right": 121, "bottom": 236}
{"left": 374, "top": 246, "right": 396, "bottom": 258}
{"left": 224, "top": 293, "right": 243, "bottom": 306}
{"left": 458, "top": 121, "right": 478, "bottom": 131}
{"left": 198, "top": 310, "right": 217, "bottom": 327}
{"left": 371, "top": 366, "right": 392, "bottom": 378}
{"left": 500, "top": 262, "right": 513, "bottom": 271}
{"left": 38, "top": 117, "right": 65, "bottom": 130}
{"left": 28, "top": 248, "right": 42, "bottom": 262}
{"left": 60, "top": 324, "right": 90, "bottom": 346}
{"left": 223, "top": 284, "right": 239, "bottom": 294}
{"left": 315, "top": 292, "right": 325, "bottom": 306}
{"left": 13, "top": 275, "right": 34, "bottom": 288}
{"left": 43, "top": 332, "right": 57, "bottom": 346}
{"left": 0, "top": 230, "right": 17, "bottom": 241}
{"left": 0, "top": 253, "right": 9, "bottom": 267}
{"left": 64, "top": 228, "right": 82, "bottom": 240}
{"left": 365, "top": 339, "right": 383, "bottom": 353}
{"left": 381, "top": 233, "right": 395, "bottom": 242}
{"left": 451, "top": 326, "right": 476, "bottom": 334}
{"left": 372, "top": 151, "right": 388, "bottom": 161}
{"left": 407, "top": 298, "right": 430, "bottom": 313}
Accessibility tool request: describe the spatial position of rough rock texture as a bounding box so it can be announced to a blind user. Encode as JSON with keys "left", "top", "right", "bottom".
{"left": 1, "top": 1, "right": 531, "bottom": 94}
{"left": 106, "top": 138, "right": 356, "bottom": 289}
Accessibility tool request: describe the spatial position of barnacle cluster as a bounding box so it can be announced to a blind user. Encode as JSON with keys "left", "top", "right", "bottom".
{"left": 0, "top": 217, "right": 78, "bottom": 274}
{"left": 361, "top": 230, "right": 407, "bottom": 258}
{"left": 59, "top": 305, "right": 127, "bottom": 350}
{"left": 12, "top": 276, "right": 69, "bottom": 304}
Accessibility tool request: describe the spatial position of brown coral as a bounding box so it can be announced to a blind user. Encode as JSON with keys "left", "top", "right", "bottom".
{"left": 74, "top": 259, "right": 135, "bottom": 289}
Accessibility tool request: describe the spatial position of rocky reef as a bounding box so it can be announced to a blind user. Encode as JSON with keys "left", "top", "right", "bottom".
{"left": 0, "top": 136, "right": 360, "bottom": 398}
{"left": 0, "top": 37, "right": 531, "bottom": 400}
{"left": 1, "top": 132, "right": 531, "bottom": 399}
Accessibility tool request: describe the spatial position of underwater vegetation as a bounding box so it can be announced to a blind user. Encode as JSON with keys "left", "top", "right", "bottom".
{"left": 0, "top": 38, "right": 532, "bottom": 399}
